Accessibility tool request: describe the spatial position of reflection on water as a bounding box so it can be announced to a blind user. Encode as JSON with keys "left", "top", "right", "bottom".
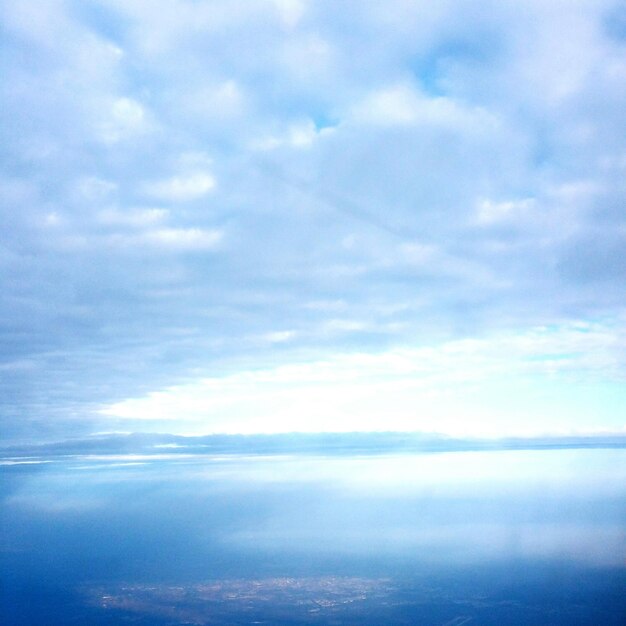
{"left": 1, "top": 449, "right": 625, "bottom": 624}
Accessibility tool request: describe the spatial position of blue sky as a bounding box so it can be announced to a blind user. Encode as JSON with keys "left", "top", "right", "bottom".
{"left": 1, "top": 0, "right": 626, "bottom": 442}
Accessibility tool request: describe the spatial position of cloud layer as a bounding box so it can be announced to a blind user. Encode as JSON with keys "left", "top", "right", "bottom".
{"left": 1, "top": 0, "right": 625, "bottom": 440}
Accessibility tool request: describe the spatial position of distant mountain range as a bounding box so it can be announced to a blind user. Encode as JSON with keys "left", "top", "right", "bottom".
{"left": 2, "top": 431, "right": 625, "bottom": 459}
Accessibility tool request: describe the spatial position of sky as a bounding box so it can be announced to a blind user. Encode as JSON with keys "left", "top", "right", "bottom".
{"left": 1, "top": 0, "right": 626, "bottom": 443}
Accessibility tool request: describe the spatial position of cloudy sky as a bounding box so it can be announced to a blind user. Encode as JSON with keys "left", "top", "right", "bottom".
{"left": 2, "top": 0, "right": 626, "bottom": 443}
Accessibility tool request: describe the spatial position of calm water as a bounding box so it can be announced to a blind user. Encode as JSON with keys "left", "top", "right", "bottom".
{"left": 1, "top": 448, "right": 625, "bottom": 624}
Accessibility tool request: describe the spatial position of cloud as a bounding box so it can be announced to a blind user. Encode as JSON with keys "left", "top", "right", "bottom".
{"left": 350, "top": 82, "right": 497, "bottom": 131}
{"left": 97, "top": 208, "right": 169, "bottom": 227}
{"left": 97, "top": 97, "right": 151, "bottom": 143}
{"left": 1, "top": 0, "right": 625, "bottom": 442}
{"left": 271, "top": 0, "right": 307, "bottom": 29}
{"left": 474, "top": 197, "right": 536, "bottom": 225}
{"left": 141, "top": 172, "right": 216, "bottom": 202}
{"left": 136, "top": 227, "right": 223, "bottom": 250}
{"left": 250, "top": 118, "right": 324, "bottom": 151}
{"left": 100, "top": 319, "right": 626, "bottom": 437}
{"left": 260, "top": 330, "right": 297, "bottom": 343}
{"left": 176, "top": 80, "right": 247, "bottom": 125}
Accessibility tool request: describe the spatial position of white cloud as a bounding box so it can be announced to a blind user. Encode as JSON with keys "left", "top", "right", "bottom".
{"left": 475, "top": 197, "right": 536, "bottom": 225}
{"left": 100, "top": 320, "right": 626, "bottom": 437}
{"left": 179, "top": 80, "right": 246, "bottom": 122}
{"left": 324, "top": 319, "right": 370, "bottom": 333}
{"left": 271, "top": 0, "right": 307, "bottom": 29}
{"left": 352, "top": 83, "right": 421, "bottom": 126}
{"left": 98, "top": 97, "right": 152, "bottom": 144}
{"left": 351, "top": 82, "right": 497, "bottom": 131}
{"left": 44, "top": 212, "right": 61, "bottom": 227}
{"left": 142, "top": 172, "right": 216, "bottom": 202}
{"left": 259, "top": 330, "right": 297, "bottom": 343}
{"left": 250, "top": 119, "right": 323, "bottom": 150}
{"left": 131, "top": 227, "right": 223, "bottom": 251}
{"left": 279, "top": 32, "right": 333, "bottom": 81}
{"left": 98, "top": 208, "right": 169, "bottom": 228}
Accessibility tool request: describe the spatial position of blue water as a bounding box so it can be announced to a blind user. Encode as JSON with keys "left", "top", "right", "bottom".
{"left": 1, "top": 448, "right": 625, "bottom": 624}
